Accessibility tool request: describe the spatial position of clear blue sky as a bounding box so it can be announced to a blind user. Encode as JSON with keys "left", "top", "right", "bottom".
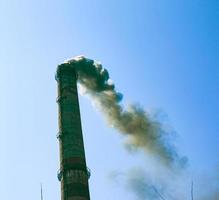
{"left": 0, "top": 1, "right": 218, "bottom": 200}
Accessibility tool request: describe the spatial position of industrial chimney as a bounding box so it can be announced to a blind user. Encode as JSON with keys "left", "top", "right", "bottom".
{"left": 56, "top": 62, "right": 90, "bottom": 200}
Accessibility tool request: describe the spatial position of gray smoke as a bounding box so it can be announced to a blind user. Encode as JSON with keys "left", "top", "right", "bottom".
{"left": 109, "top": 166, "right": 219, "bottom": 200}
{"left": 109, "top": 167, "right": 188, "bottom": 200}
{"left": 63, "top": 56, "right": 218, "bottom": 200}
{"left": 64, "top": 55, "right": 186, "bottom": 168}
{"left": 125, "top": 169, "right": 167, "bottom": 200}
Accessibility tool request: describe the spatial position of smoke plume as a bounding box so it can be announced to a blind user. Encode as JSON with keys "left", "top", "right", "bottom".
{"left": 108, "top": 166, "right": 190, "bottom": 200}
{"left": 109, "top": 166, "right": 219, "bottom": 200}
{"left": 62, "top": 56, "right": 218, "bottom": 200}
{"left": 64, "top": 55, "right": 186, "bottom": 168}
{"left": 123, "top": 169, "right": 168, "bottom": 200}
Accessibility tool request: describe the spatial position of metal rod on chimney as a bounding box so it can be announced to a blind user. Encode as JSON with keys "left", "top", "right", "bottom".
{"left": 40, "top": 183, "right": 43, "bottom": 200}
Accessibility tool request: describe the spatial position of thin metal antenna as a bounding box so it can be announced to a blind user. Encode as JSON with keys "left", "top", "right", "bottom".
{"left": 40, "top": 183, "right": 43, "bottom": 200}
{"left": 191, "top": 180, "right": 194, "bottom": 200}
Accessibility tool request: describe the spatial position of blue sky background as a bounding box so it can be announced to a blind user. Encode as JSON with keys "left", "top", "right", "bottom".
{"left": 0, "top": 1, "right": 218, "bottom": 199}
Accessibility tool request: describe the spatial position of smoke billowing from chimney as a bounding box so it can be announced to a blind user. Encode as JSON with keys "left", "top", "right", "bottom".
{"left": 64, "top": 56, "right": 186, "bottom": 168}
{"left": 62, "top": 56, "right": 218, "bottom": 200}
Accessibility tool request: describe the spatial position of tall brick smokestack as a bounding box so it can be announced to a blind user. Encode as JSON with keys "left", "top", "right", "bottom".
{"left": 56, "top": 63, "right": 90, "bottom": 200}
